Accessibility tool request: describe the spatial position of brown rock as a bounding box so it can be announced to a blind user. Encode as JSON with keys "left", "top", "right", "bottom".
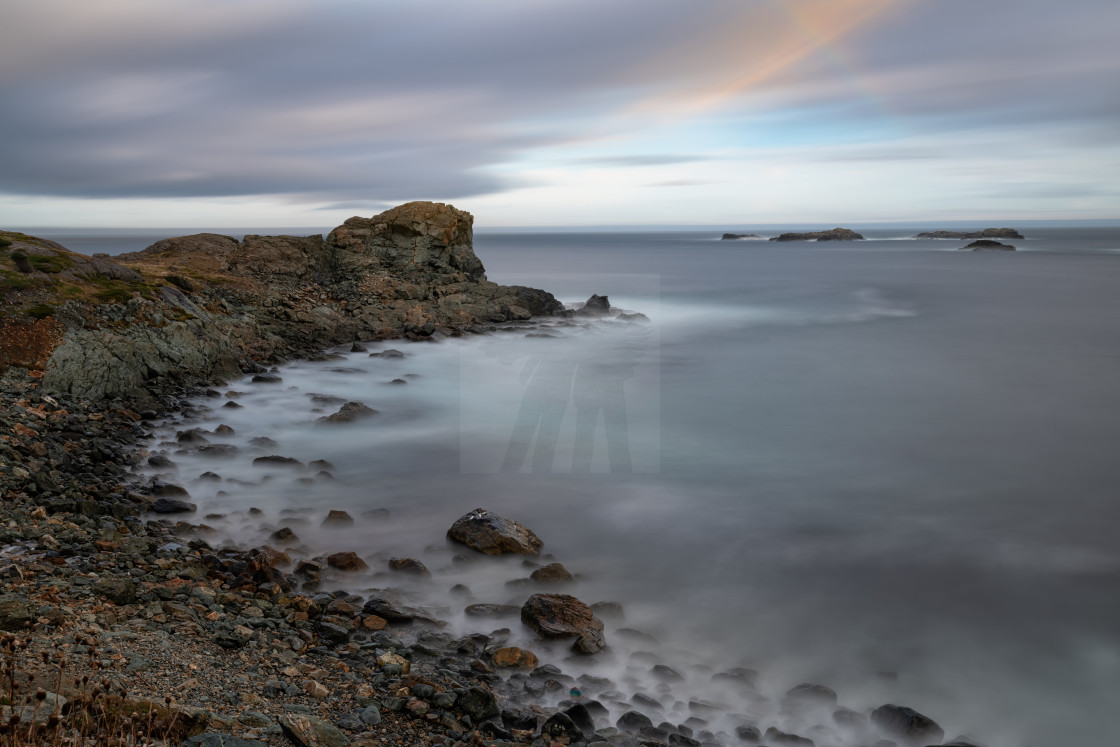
{"left": 321, "top": 510, "right": 354, "bottom": 526}
{"left": 388, "top": 557, "right": 430, "bottom": 576}
{"left": 492, "top": 646, "right": 539, "bottom": 669}
{"left": 521, "top": 593, "right": 606, "bottom": 654}
{"left": 447, "top": 508, "right": 543, "bottom": 555}
{"left": 326, "top": 552, "right": 368, "bottom": 571}
{"left": 530, "top": 562, "right": 573, "bottom": 583}
{"left": 361, "top": 615, "right": 388, "bottom": 630}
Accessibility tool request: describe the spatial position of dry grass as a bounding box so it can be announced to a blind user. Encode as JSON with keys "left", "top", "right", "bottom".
{"left": 0, "top": 318, "right": 65, "bottom": 370}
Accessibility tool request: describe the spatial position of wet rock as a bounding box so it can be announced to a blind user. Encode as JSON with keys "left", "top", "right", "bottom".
{"left": 317, "top": 401, "right": 378, "bottom": 424}
{"left": 530, "top": 562, "right": 573, "bottom": 583}
{"left": 458, "top": 686, "right": 499, "bottom": 721}
{"left": 492, "top": 646, "right": 539, "bottom": 669}
{"left": 198, "top": 444, "right": 239, "bottom": 458}
{"left": 871, "top": 704, "right": 944, "bottom": 745}
{"left": 223, "top": 401, "right": 243, "bottom": 409}
{"left": 148, "top": 454, "right": 176, "bottom": 468}
{"left": 151, "top": 496, "right": 197, "bottom": 513}
{"left": 651, "top": 664, "right": 683, "bottom": 681}
{"left": 249, "top": 436, "right": 278, "bottom": 448}
{"left": 542, "top": 712, "right": 584, "bottom": 742}
{"left": 590, "top": 600, "right": 625, "bottom": 620}
{"left": 177, "top": 428, "right": 211, "bottom": 445}
{"left": 278, "top": 713, "right": 349, "bottom": 747}
{"left": 321, "top": 510, "right": 354, "bottom": 526}
{"left": 199, "top": 471, "right": 223, "bottom": 482}
{"left": 252, "top": 373, "right": 283, "bottom": 384}
{"left": 617, "top": 710, "right": 654, "bottom": 732}
{"left": 388, "top": 557, "right": 430, "bottom": 576}
{"left": 326, "top": 552, "right": 368, "bottom": 571}
{"left": 764, "top": 726, "right": 816, "bottom": 746}
{"left": 833, "top": 707, "right": 867, "bottom": 730}
{"left": 270, "top": 527, "right": 299, "bottom": 543}
{"left": 735, "top": 724, "right": 762, "bottom": 742}
{"left": 502, "top": 706, "right": 538, "bottom": 731}
{"left": 447, "top": 508, "right": 543, "bottom": 555}
{"left": 252, "top": 455, "right": 305, "bottom": 468}
{"left": 152, "top": 482, "right": 191, "bottom": 498}
{"left": 522, "top": 593, "right": 606, "bottom": 654}
{"left": 368, "top": 349, "right": 405, "bottom": 358}
{"left": 576, "top": 293, "right": 611, "bottom": 316}
{"left": 465, "top": 603, "right": 520, "bottom": 618}
{"left": 785, "top": 682, "right": 838, "bottom": 708}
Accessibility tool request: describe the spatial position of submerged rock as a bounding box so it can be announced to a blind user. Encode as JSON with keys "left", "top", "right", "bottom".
{"left": 316, "top": 401, "right": 377, "bottom": 424}
{"left": 447, "top": 508, "right": 543, "bottom": 555}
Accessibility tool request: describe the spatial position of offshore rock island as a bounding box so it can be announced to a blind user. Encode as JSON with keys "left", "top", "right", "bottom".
{"left": 768, "top": 228, "right": 865, "bottom": 242}
{"left": 914, "top": 228, "right": 1024, "bottom": 240}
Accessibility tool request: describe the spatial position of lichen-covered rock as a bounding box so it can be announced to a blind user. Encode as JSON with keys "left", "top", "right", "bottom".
{"left": 447, "top": 508, "right": 543, "bottom": 555}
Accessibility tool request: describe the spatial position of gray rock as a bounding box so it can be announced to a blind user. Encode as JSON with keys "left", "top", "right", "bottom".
{"left": 278, "top": 713, "right": 350, "bottom": 747}
{"left": 871, "top": 704, "right": 944, "bottom": 745}
{"left": 358, "top": 704, "right": 381, "bottom": 726}
{"left": 151, "top": 496, "right": 197, "bottom": 514}
{"left": 0, "top": 594, "right": 37, "bottom": 631}
{"left": 458, "top": 686, "right": 499, "bottom": 721}
{"left": 92, "top": 577, "right": 136, "bottom": 605}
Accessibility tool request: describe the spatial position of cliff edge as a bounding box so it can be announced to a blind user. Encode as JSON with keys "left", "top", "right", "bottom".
{"left": 1, "top": 202, "right": 561, "bottom": 407}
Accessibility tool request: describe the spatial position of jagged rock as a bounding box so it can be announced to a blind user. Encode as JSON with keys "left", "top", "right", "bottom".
{"left": 447, "top": 508, "right": 543, "bottom": 555}
{"left": 521, "top": 593, "right": 606, "bottom": 654}
{"left": 871, "top": 704, "right": 944, "bottom": 744}
{"left": 575, "top": 293, "right": 611, "bottom": 316}
{"left": 915, "top": 228, "right": 1024, "bottom": 240}
{"left": 316, "top": 401, "right": 377, "bottom": 424}
{"left": 617, "top": 710, "right": 654, "bottom": 731}
{"left": 961, "top": 239, "right": 1015, "bottom": 251}
{"left": 492, "top": 646, "right": 539, "bottom": 669}
{"left": 769, "top": 228, "right": 864, "bottom": 241}
{"left": 278, "top": 713, "right": 349, "bottom": 747}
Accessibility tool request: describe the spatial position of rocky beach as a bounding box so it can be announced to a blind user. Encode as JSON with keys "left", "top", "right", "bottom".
{"left": 3, "top": 206, "right": 1004, "bottom": 747}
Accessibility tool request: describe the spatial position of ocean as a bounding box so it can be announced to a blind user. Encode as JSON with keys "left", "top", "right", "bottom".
{"left": 31, "top": 224, "right": 1120, "bottom": 745}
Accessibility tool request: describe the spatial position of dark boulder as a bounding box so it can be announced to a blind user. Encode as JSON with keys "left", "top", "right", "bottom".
{"left": 447, "top": 508, "right": 543, "bottom": 555}
{"left": 541, "top": 712, "right": 584, "bottom": 742}
{"left": 151, "top": 496, "right": 197, "bottom": 514}
{"left": 0, "top": 594, "right": 37, "bottom": 631}
{"left": 575, "top": 293, "right": 612, "bottom": 316}
{"left": 388, "top": 557, "right": 430, "bottom": 576}
{"left": 617, "top": 710, "right": 654, "bottom": 732}
{"left": 530, "top": 562, "right": 573, "bottom": 583}
{"left": 871, "top": 704, "right": 944, "bottom": 744}
{"left": 764, "top": 726, "right": 816, "bottom": 746}
{"left": 521, "top": 593, "right": 605, "bottom": 654}
{"left": 458, "top": 686, "right": 499, "bottom": 721}
{"left": 252, "top": 455, "right": 304, "bottom": 468}
{"left": 92, "top": 577, "right": 137, "bottom": 605}
{"left": 785, "top": 682, "right": 838, "bottom": 708}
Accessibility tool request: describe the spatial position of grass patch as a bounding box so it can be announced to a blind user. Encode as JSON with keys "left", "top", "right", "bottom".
{"left": 25, "top": 303, "right": 56, "bottom": 319}
{"left": 96, "top": 286, "right": 134, "bottom": 304}
{"left": 28, "top": 252, "right": 73, "bottom": 273}
{"left": 1, "top": 270, "right": 34, "bottom": 291}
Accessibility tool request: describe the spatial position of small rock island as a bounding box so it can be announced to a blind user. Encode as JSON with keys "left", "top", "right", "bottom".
{"left": 961, "top": 239, "right": 1016, "bottom": 251}
{"left": 915, "top": 228, "right": 1024, "bottom": 240}
{"left": 769, "top": 228, "right": 865, "bottom": 242}
{"left": 720, "top": 233, "right": 763, "bottom": 240}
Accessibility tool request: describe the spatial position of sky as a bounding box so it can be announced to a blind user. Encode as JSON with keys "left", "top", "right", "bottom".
{"left": 1, "top": 0, "right": 1118, "bottom": 228}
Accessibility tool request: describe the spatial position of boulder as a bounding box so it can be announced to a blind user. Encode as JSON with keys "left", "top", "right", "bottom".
{"left": 541, "top": 712, "right": 584, "bottom": 742}
{"left": 457, "top": 686, "right": 499, "bottom": 721}
{"left": 252, "top": 455, "right": 304, "bottom": 468}
{"left": 92, "top": 577, "right": 137, "bottom": 605}
{"left": 464, "top": 603, "right": 520, "bottom": 618}
{"left": 492, "top": 646, "right": 539, "bottom": 669}
{"left": 575, "top": 293, "right": 612, "bottom": 316}
{"left": 388, "top": 557, "right": 430, "bottom": 576}
{"left": 317, "top": 401, "right": 378, "bottom": 424}
{"left": 447, "top": 508, "right": 543, "bottom": 555}
{"left": 769, "top": 228, "right": 864, "bottom": 241}
{"left": 785, "top": 682, "right": 838, "bottom": 708}
{"left": 530, "top": 562, "right": 573, "bottom": 583}
{"left": 278, "top": 713, "right": 349, "bottom": 747}
{"left": 0, "top": 594, "right": 37, "bottom": 631}
{"left": 151, "top": 496, "right": 197, "bottom": 514}
{"left": 764, "top": 726, "right": 816, "bottom": 746}
{"left": 871, "top": 704, "right": 944, "bottom": 744}
{"left": 521, "top": 593, "right": 606, "bottom": 654}
{"left": 326, "top": 552, "right": 368, "bottom": 571}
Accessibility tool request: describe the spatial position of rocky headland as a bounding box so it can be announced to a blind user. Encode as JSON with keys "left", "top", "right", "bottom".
{"left": 768, "top": 229, "right": 864, "bottom": 242}
{"left": 914, "top": 228, "right": 1024, "bottom": 240}
{"left": 2, "top": 201, "right": 561, "bottom": 409}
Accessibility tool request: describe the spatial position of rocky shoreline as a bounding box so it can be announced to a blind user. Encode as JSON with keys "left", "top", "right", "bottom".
{"left": 2, "top": 205, "right": 979, "bottom": 746}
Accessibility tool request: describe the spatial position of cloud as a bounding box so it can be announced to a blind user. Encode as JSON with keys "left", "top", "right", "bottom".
{"left": 0, "top": 0, "right": 1118, "bottom": 223}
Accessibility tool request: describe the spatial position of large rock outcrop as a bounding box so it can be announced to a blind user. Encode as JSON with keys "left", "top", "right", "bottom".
{"left": 1, "top": 203, "right": 562, "bottom": 405}
{"left": 915, "top": 228, "right": 1024, "bottom": 240}
{"left": 769, "top": 228, "right": 864, "bottom": 242}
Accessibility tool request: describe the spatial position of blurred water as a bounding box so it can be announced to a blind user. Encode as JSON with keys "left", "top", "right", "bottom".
{"left": 138, "top": 227, "right": 1120, "bottom": 746}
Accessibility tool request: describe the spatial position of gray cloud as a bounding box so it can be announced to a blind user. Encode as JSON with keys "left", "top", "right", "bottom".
{"left": 1, "top": 0, "right": 1117, "bottom": 209}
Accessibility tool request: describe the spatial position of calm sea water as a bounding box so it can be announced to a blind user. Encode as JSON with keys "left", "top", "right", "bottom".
{"left": 41, "top": 225, "right": 1120, "bottom": 745}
